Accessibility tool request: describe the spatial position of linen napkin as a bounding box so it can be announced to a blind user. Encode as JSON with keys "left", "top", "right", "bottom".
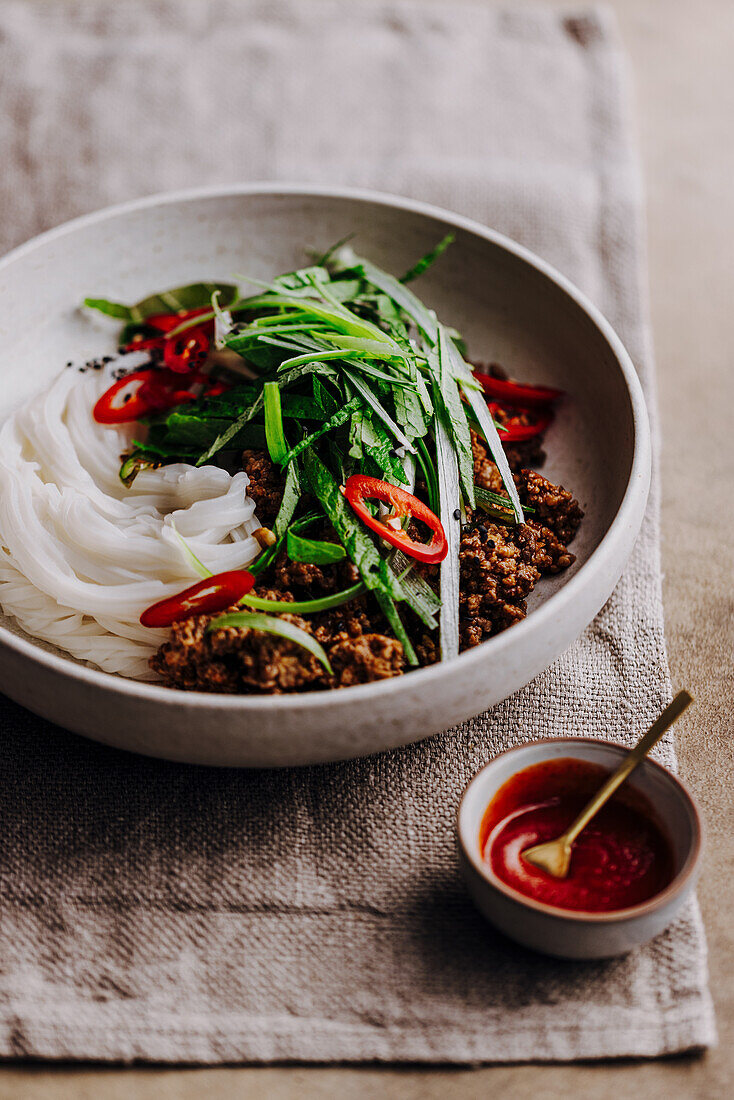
{"left": 0, "top": 0, "right": 716, "bottom": 1062}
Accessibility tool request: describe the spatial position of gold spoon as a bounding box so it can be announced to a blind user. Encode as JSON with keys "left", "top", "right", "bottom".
{"left": 521, "top": 690, "right": 693, "bottom": 879}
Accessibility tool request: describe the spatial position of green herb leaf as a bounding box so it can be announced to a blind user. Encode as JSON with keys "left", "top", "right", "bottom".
{"left": 392, "top": 377, "right": 430, "bottom": 443}
{"left": 436, "top": 326, "right": 475, "bottom": 507}
{"left": 341, "top": 366, "right": 415, "bottom": 454}
{"left": 281, "top": 396, "right": 362, "bottom": 467}
{"left": 348, "top": 408, "right": 365, "bottom": 459}
{"left": 248, "top": 507, "right": 325, "bottom": 577}
{"left": 84, "top": 282, "right": 238, "bottom": 325}
{"left": 360, "top": 415, "right": 409, "bottom": 486}
{"left": 196, "top": 362, "right": 337, "bottom": 466}
{"left": 347, "top": 255, "right": 439, "bottom": 343}
{"left": 339, "top": 246, "right": 520, "bottom": 520}
{"left": 207, "top": 611, "right": 333, "bottom": 674}
{"left": 287, "top": 529, "right": 346, "bottom": 565}
{"left": 400, "top": 233, "right": 455, "bottom": 284}
{"left": 312, "top": 374, "right": 338, "bottom": 418}
{"left": 274, "top": 460, "right": 301, "bottom": 538}
{"left": 83, "top": 298, "right": 134, "bottom": 321}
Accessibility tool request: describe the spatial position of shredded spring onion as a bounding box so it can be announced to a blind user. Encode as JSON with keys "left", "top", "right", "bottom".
{"left": 207, "top": 611, "right": 333, "bottom": 673}
{"left": 239, "top": 581, "right": 366, "bottom": 615}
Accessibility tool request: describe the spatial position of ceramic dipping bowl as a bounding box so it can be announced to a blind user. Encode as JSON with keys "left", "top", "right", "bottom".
{"left": 457, "top": 738, "right": 702, "bottom": 959}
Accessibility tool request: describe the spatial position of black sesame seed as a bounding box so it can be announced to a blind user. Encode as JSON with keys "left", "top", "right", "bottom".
{"left": 486, "top": 539, "right": 495, "bottom": 549}
{"left": 102, "top": 355, "right": 113, "bottom": 363}
{"left": 66, "top": 361, "right": 73, "bottom": 367}
{"left": 453, "top": 508, "right": 461, "bottom": 521}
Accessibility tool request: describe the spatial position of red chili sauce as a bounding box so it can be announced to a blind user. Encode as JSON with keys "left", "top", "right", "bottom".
{"left": 480, "top": 759, "right": 675, "bottom": 913}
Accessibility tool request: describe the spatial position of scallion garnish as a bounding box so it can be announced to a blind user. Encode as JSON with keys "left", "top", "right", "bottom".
{"left": 474, "top": 485, "right": 534, "bottom": 524}
{"left": 239, "top": 581, "right": 366, "bottom": 615}
{"left": 207, "top": 611, "right": 333, "bottom": 673}
{"left": 170, "top": 520, "right": 212, "bottom": 579}
{"left": 263, "top": 381, "right": 289, "bottom": 464}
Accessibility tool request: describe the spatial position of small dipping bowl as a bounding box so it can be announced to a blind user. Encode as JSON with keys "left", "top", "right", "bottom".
{"left": 457, "top": 739, "right": 702, "bottom": 959}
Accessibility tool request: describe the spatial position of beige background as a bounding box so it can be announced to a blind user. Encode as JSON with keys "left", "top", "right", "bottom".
{"left": 2, "top": 0, "right": 732, "bottom": 1095}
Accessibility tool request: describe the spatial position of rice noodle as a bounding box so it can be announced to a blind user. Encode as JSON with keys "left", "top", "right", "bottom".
{"left": 0, "top": 363, "right": 261, "bottom": 679}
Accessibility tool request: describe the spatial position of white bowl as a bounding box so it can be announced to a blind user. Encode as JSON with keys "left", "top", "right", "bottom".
{"left": 457, "top": 740, "right": 702, "bottom": 959}
{"left": 0, "top": 184, "right": 651, "bottom": 766}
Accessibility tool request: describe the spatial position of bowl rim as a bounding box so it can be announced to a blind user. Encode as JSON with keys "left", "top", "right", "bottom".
{"left": 0, "top": 181, "right": 651, "bottom": 709}
{"left": 457, "top": 737, "right": 702, "bottom": 923}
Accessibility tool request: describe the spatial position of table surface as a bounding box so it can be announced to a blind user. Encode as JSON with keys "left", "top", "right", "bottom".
{"left": 3, "top": 0, "right": 733, "bottom": 1096}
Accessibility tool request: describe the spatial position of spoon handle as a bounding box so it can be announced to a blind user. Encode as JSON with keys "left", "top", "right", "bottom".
{"left": 564, "top": 690, "right": 693, "bottom": 847}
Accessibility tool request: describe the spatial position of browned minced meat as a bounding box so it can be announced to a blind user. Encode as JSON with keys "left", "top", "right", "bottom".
{"left": 455, "top": 431, "right": 583, "bottom": 650}
{"left": 328, "top": 633, "right": 405, "bottom": 687}
{"left": 516, "top": 468, "right": 583, "bottom": 546}
{"left": 241, "top": 448, "right": 283, "bottom": 526}
{"left": 524, "top": 519, "right": 575, "bottom": 574}
{"left": 151, "top": 588, "right": 405, "bottom": 694}
{"left": 154, "top": 424, "right": 584, "bottom": 687}
{"left": 151, "top": 599, "right": 325, "bottom": 694}
{"left": 458, "top": 517, "right": 539, "bottom": 649}
{"left": 152, "top": 458, "right": 406, "bottom": 693}
{"left": 274, "top": 543, "right": 361, "bottom": 595}
{"left": 470, "top": 430, "right": 583, "bottom": 546}
{"left": 152, "top": 516, "right": 405, "bottom": 690}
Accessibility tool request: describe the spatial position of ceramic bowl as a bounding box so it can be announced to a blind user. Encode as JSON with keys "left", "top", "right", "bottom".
{"left": 457, "top": 739, "right": 702, "bottom": 959}
{"left": 0, "top": 184, "right": 651, "bottom": 766}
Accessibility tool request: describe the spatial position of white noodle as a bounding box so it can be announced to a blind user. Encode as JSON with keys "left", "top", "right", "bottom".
{"left": 0, "top": 363, "right": 261, "bottom": 680}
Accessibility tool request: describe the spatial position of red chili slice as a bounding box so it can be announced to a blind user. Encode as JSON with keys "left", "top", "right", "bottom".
{"left": 203, "top": 381, "right": 230, "bottom": 398}
{"left": 93, "top": 370, "right": 161, "bottom": 424}
{"left": 146, "top": 308, "right": 212, "bottom": 334}
{"left": 140, "top": 570, "right": 255, "bottom": 628}
{"left": 474, "top": 371, "right": 563, "bottom": 407}
{"left": 123, "top": 333, "right": 165, "bottom": 354}
{"left": 138, "top": 369, "right": 199, "bottom": 412}
{"left": 93, "top": 369, "right": 197, "bottom": 424}
{"left": 343, "top": 475, "right": 448, "bottom": 564}
{"left": 163, "top": 325, "right": 210, "bottom": 374}
{"left": 489, "top": 402, "right": 553, "bottom": 442}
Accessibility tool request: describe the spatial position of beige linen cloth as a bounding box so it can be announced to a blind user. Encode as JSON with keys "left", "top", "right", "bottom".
{"left": 0, "top": 0, "right": 716, "bottom": 1063}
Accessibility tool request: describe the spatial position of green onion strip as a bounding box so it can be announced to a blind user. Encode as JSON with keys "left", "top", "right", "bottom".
{"left": 207, "top": 611, "right": 333, "bottom": 674}
{"left": 263, "top": 381, "right": 289, "bottom": 464}
{"left": 239, "top": 581, "right": 366, "bottom": 615}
